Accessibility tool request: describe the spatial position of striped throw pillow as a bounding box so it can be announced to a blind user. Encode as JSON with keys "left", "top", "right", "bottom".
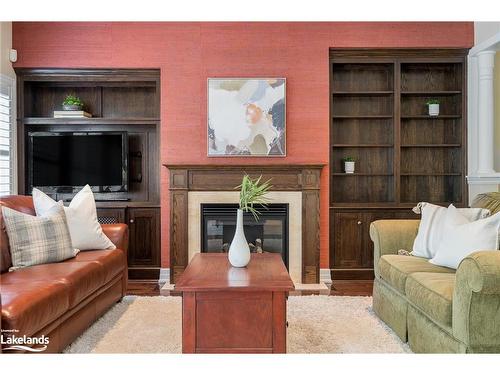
{"left": 1, "top": 203, "right": 78, "bottom": 270}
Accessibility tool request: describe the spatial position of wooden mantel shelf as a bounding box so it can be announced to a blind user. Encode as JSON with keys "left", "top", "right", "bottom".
{"left": 166, "top": 164, "right": 323, "bottom": 284}
{"left": 163, "top": 164, "right": 326, "bottom": 169}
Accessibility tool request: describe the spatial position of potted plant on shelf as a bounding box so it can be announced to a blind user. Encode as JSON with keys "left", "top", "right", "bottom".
{"left": 229, "top": 174, "right": 272, "bottom": 268}
{"left": 426, "top": 99, "right": 440, "bottom": 117}
{"left": 343, "top": 156, "right": 356, "bottom": 174}
{"left": 62, "top": 94, "right": 84, "bottom": 111}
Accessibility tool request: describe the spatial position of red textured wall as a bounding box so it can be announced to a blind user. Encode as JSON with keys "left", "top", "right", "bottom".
{"left": 12, "top": 22, "right": 474, "bottom": 270}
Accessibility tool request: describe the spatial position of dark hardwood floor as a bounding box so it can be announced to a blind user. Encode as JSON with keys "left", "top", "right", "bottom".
{"left": 330, "top": 280, "right": 373, "bottom": 296}
{"left": 126, "top": 280, "right": 374, "bottom": 297}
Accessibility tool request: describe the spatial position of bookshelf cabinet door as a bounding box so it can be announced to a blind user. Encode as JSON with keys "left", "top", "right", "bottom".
{"left": 333, "top": 212, "right": 364, "bottom": 268}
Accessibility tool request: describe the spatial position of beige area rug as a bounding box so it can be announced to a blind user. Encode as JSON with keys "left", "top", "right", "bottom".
{"left": 64, "top": 295, "right": 410, "bottom": 353}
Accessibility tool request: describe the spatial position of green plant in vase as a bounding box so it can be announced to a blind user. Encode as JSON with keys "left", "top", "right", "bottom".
{"left": 426, "top": 99, "right": 440, "bottom": 117}
{"left": 62, "top": 94, "right": 84, "bottom": 111}
{"left": 229, "top": 174, "right": 272, "bottom": 267}
{"left": 237, "top": 174, "right": 272, "bottom": 220}
{"left": 342, "top": 156, "right": 356, "bottom": 174}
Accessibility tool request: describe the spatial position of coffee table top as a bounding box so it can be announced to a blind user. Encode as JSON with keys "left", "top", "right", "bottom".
{"left": 174, "top": 253, "right": 295, "bottom": 292}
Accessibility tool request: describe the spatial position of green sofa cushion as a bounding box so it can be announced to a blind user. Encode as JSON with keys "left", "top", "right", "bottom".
{"left": 379, "top": 254, "right": 454, "bottom": 294}
{"left": 406, "top": 272, "right": 456, "bottom": 329}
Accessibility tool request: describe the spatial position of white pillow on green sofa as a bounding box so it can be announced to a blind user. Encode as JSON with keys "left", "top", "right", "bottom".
{"left": 412, "top": 202, "right": 490, "bottom": 259}
{"left": 429, "top": 205, "right": 500, "bottom": 269}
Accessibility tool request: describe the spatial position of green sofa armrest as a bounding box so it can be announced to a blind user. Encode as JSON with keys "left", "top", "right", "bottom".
{"left": 369, "top": 220, "right": 420, "bottom": 278}
{"left": 453, "top": 251, "right": 500, "bottom": 352}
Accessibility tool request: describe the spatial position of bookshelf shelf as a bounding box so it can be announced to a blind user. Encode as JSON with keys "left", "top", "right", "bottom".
{"left": 401, "top": 144, "right": 461, "bottom": 148}
{"left": 332, "top": 144, "right": 393, "bottom": 148}
{"left": 331, "top": 173, "right": 393, "bottom": 176}
{"left": 401, "top": 115, "right": 461, "bottom": 119}
{"left": 332, "top": 91, "right": 393, "bottom": 95}
{"left": 332, "top": 115, "right": 393, "bottom": 119}
{"left": 401, "top": 90, "right": 461, "bottom": 95}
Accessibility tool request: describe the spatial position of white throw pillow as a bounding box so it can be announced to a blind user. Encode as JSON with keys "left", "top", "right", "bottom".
{"left": 32, "top": 185, "right": 116, "bottom": 251}
{"left": 412, "top": 202, "right": 490, "bottom": 258}
{"left": 429, "top": 205, "right": 500, "bottom": 269}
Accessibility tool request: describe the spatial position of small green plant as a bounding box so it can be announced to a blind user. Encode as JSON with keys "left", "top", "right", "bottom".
{"left": 235, "top": 174, "right": 272, "bottom": 221}
{"left": 62, "top": 94, "right": 84, "bottom": 108}
{"left": 426, "top": 99, "right": 440, "bottom": 105}
{"left": 342, "top": 156, "right": 356, "bottom": 162}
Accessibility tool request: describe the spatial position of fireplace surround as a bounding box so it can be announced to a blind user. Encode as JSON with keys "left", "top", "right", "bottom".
{"left": 166, "top": 164, "right": 324, "bottom": 284}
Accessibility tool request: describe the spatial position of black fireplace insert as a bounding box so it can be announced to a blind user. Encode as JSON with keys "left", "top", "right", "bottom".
{"left": 200, "top": 203, "right": 288, "bottom": 268}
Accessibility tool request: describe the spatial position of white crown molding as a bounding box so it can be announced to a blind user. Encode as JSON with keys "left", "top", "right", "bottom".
{"left": 470, "top": 31, "right": 500, "bottom": 56}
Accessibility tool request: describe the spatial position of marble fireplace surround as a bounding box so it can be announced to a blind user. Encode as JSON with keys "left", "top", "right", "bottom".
{"left": 188, "top": 191, "right": 302, "bottom": 283}
{"left": 166, "top": 165, "right": 323, "bottom": 284}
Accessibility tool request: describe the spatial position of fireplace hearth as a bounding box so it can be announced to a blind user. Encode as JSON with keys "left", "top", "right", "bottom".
{"left": 201, "top": 203, "right": 288, "bottom": 268}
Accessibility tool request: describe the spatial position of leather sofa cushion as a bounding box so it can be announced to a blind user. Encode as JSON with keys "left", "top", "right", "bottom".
{"left": 67, "top": 249, "right": 125, "bottom": 283}
{"left": 0, "top": 279, "right": 69, "bottom": 335}
{"left": 1, "top": 261, "right": 106, "bottom": 308}
{"left": 379, "top": 255, "right": 454, "bottom": 294}
{"left": 406, "top": 272, "right": 455, "bottom": 329}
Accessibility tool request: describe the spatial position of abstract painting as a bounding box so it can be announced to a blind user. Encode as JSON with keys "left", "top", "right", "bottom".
{"left": 208, "top": 78, "right": 286, "bottom": 156}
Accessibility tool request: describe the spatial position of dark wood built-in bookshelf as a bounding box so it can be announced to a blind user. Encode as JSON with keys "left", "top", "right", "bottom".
{"left": 15, "top": 69, "right": 162, "bottom": 280}
{"left": 329, "top": 49, "right": 468, "bottom": 280}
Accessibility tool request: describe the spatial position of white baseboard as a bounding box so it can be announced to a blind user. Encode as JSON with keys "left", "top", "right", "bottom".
{"left": 294, "top": 282, "right": 329, "bottom": 291}
{"left": 320, "top": 268, "right": 333, "bottom": 285}
{"left": 159, "top": 268, "right": 170, "bottom": 284}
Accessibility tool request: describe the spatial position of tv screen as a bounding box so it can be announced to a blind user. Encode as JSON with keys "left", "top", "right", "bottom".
{"left": 28, "top": 132, "right": 128, "bottom": 193}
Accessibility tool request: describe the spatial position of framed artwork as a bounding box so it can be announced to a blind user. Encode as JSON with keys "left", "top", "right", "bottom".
{"left": 207, "top": 78, "right": 286, "bottom": 157}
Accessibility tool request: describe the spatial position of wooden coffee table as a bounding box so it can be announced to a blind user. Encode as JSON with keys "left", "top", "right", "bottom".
{"left": 174, "top": 253, "right": 295, "bottom": 353}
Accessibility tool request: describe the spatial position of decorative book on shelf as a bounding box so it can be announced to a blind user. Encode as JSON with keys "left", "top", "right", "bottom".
{"left": 53, "top": 111, "right": 92, "bottom": 118}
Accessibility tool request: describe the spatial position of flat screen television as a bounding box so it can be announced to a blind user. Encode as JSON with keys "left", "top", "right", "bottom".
{"left": 28, "top": 131, "right": 128, "bottom": 194}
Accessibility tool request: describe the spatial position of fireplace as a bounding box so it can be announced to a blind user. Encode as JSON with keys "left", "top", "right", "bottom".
{"left": 201, "top": 203, "right": 289, "bottom": 268}
{"left": 166, "top": 164, "right": 323, "bottom": 284}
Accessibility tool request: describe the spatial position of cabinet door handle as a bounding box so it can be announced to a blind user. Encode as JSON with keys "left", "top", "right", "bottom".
{"left": 129, "top": 219, "right": 134, "bottom": 224}
{"left": 357, "top": 221, "right": 362, "bottom": 225}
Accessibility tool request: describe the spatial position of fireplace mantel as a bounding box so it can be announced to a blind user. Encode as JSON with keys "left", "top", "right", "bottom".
{"left": 164, "top": 164, "right": 325, "bottom": 284}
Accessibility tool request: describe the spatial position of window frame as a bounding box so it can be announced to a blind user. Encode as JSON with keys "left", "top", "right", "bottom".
{"left": 0, "top": 73, "right": 17, "bottom": 196}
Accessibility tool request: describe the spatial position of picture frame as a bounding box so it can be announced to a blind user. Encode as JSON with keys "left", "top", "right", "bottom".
{"left": 207, "top": 78, "right": 286, "bottom": 157}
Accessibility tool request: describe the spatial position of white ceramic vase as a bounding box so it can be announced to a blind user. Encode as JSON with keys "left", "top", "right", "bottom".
{"left": 228, "top": 209, "right": 251, "bottom": 268}
{"left": 344, "top": 161, "right": 355, "bottom": 174}
{"left": 428, "top": 104, "right": 440, "bottom": 117}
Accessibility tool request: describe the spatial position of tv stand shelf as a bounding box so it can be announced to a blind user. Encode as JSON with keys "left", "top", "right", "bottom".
{"left": 23, "top": 117, "right": 160, "bottom": 125}
{"left": 16, "top": 68, "right": 162, "bottom": 280}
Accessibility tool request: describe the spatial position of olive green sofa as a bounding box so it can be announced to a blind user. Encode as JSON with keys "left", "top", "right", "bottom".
{"left": 370, "top": 219, "right": 500, "bottom": 353}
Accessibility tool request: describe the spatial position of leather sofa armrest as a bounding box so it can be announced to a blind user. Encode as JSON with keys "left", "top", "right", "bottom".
{"left": 453, "top": 251, "right": 500, "bottom": 350}
{"left": 102, "top": 224, "right": 129, "bottom": 254}
{"left": 370, "top": 220, "right": 420, "bottom": 278}
{"left": 102, "top": 223, "right": 129, "bottom": 297}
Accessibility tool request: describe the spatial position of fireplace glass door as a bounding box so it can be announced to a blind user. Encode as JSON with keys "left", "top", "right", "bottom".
{"left": 201, "top": 203, "right": 288, "bottom": 268}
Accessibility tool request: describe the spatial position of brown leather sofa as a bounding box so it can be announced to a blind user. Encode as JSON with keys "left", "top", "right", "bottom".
{"left": 0, "top": 195, "right": 128, "bottom": 353}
